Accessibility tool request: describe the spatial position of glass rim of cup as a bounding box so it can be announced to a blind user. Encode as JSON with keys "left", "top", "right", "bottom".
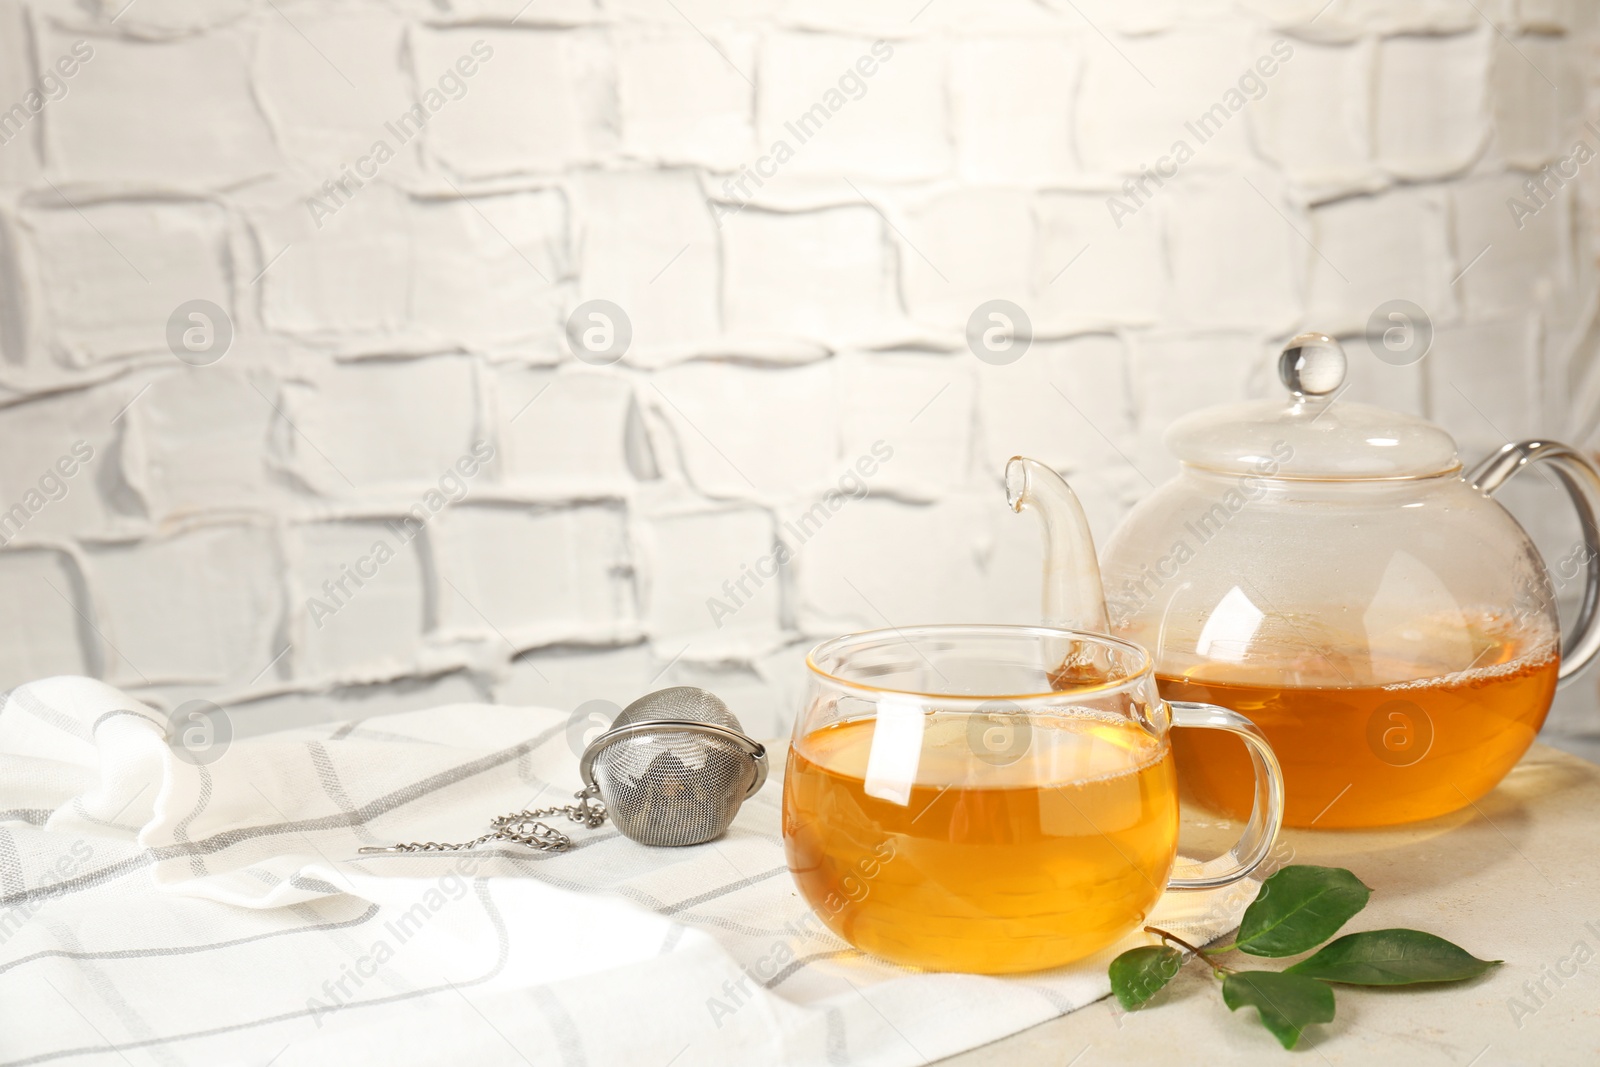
{"left": 805, "top": 623, "right": 1154, "bottom": 705}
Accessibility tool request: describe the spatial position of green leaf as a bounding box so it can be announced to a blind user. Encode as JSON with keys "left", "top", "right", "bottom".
{"left": 1109, "top": 945, "right": 1183, "bottom": 1010}
{"left": 1284, "top": 929, "right": 1501, "bottom": 986}
{"left": 1236, "top": 866, "right": 1371, "bottom": 958}
{"left": 1221, "top": 971, "right": 1337, "bottom": 1050}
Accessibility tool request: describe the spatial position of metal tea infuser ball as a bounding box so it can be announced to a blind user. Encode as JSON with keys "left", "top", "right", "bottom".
{"left": 360, "top": 686, "right": 768, "bottom": 854}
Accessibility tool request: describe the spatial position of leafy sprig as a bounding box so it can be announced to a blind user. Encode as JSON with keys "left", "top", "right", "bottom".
{"left": 1109, "top": 865, "right": 1500, "bottom": 1050}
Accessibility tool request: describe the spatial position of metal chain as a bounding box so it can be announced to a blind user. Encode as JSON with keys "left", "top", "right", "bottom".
{"left": 358, "top": 789, "right": 607, "bottom": 855}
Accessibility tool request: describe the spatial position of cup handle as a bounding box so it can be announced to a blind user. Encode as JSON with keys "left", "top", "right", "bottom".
{"left": 1165, "top": 701, "right": 1285, "bottom": 891}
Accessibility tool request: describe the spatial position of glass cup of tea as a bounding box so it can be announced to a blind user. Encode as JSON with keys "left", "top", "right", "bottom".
{"left": 783, "top": 624, "right": 1286, "bottom": 974}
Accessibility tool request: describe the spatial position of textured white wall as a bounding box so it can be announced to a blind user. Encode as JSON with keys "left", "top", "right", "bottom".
{"left": 0, "top": 0, "right": 1597, "bottom": 745}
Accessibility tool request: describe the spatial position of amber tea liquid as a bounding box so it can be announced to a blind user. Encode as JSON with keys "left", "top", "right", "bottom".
{"left": 1160, "top": 642, "right": 1557, "bottom": 828}
{"left": 783, "top": 714, "right": 1177, "bottom": 974}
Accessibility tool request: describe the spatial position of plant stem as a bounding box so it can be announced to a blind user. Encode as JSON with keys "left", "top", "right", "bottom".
{"left": 1144, "top": 926, "right": 1235, "bottom": 978}
{"left": 1143, "top": 925, "right": 1205, "bottom": 956}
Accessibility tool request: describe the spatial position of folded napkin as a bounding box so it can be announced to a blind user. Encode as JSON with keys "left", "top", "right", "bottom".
{"left": 0, "top": 677, "right": 1256, "bottom": 1067}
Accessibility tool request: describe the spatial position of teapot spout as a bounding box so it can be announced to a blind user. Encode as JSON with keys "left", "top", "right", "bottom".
{"left": 1005, "top": 456, "right": 1109, "bottom": 634}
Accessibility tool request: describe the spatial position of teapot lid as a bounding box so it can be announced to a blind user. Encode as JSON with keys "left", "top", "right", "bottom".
{"left": 1164, "top": 333, "right": 1460, "bottom": 480}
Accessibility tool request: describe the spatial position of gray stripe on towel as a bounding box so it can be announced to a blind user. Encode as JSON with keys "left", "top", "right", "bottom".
{"left": 2, "top": 881, "right": 512, "bottom": 1067}
{"left": 0, "top": 721, "right": 567, "bottom": 910}
{"left": 0, "top": 902, "right": 381, "bottom": 976}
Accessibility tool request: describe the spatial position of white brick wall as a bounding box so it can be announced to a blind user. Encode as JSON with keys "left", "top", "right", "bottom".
{"left": 3, "top": 0, "right": 1600, "bottom": 748}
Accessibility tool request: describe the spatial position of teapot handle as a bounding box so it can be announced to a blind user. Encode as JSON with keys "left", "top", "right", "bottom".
{"left": 1468, "top": 440, "right": 1600, "bottom": 681}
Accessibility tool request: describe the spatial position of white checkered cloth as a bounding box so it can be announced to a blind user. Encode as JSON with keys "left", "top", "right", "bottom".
{"left": 0, "top": 676, "right": 1254, "bottom": 1067}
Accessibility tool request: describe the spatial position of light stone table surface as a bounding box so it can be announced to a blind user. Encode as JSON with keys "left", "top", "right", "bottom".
{"left": 940, "top": 743, "right": 1600, "bottom": 1066}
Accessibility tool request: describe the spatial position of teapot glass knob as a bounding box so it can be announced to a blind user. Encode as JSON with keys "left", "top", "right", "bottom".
{"left": 1278, "top": 332, "right": 1346, "bottom": 399}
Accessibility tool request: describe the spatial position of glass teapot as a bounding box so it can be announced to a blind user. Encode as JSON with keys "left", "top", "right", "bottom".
{"left": 1006, "top": 332, "right": 1600, "bottom": 828}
